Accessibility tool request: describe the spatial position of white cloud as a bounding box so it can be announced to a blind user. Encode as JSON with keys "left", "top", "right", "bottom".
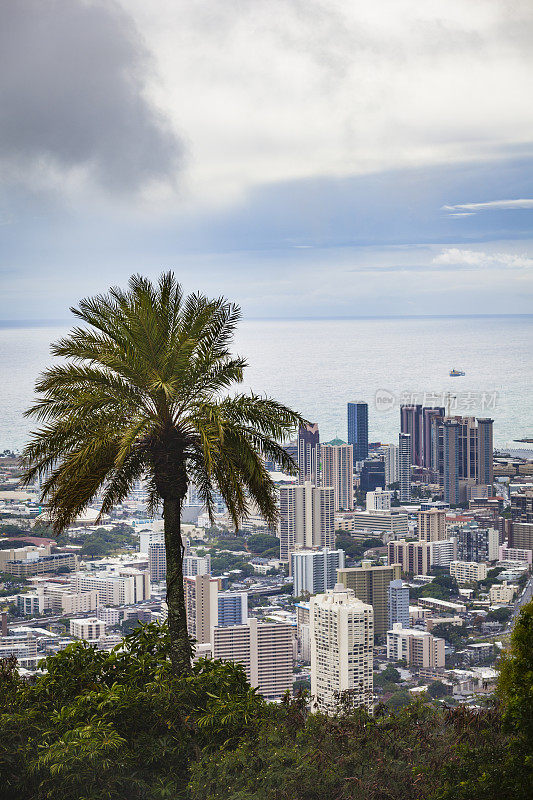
{"left": 124, "top": 0, "right": 533, "bottom": 204}
{"left": 433, "top": 248, "right": 533, "bottom": 268}
{"left": 443, "top": 199, "right": 533, "bottom": 213}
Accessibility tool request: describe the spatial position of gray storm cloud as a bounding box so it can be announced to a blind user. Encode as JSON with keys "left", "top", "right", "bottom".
{"left": 0, "top": 0, "right": 181, "bottom": 193}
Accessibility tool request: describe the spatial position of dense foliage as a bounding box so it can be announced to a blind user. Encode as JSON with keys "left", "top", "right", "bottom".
{"left": 0, "top": 604, "right": 532, "bottom": 799}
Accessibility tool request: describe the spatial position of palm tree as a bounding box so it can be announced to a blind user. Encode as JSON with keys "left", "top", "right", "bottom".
{"left": 21, "top": 273, "right": 303, "bottom": 673}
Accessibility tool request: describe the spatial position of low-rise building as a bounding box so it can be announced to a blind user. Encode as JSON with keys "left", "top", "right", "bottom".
{"left": 69, "top": 617, "right": 106, "bottom": 640}
{"left": 0, "top": 632, "right": 38, "bottom": 660}
{"left": 498, "top": 543, "right": 532, "bottom": 566}
{"left": 449, "top": 561, "right": 488, "bottom": 584}
{"left": 386, "top": 623, "right": 445, "bottom": 669}
{"left": 70, "top": 569, "right": 150, "bottom": 606}
{"left": 336, "top": 510, "right": 408, "bottom": 541}
{"left": 417, "top": 597, "right": 467, "bottom": 615}
{"left": 17, "top": 593, "right": 45, "bottom": 615}
{"left": 0, "top": 544, "right": 51, "bottom": 570}
{"left": 42, "top": 585, "right": 99, "bottom": 614}
{"left": 4, "top": 552, "right": 78, "bottom": 577}
{"left": 489, "top": 581, "right": 517, "bottom": 604}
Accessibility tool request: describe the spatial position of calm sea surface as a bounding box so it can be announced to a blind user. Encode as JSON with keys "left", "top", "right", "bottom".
{"left": 1, "top": 316, "right": 532, "bottom": 452}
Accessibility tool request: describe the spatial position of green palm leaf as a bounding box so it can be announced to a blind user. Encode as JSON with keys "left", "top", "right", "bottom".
{"left": 21, "top": 272, "right": 304, "bottom": 674}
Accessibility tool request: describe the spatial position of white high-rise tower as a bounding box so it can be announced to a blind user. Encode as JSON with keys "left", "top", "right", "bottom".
{"left": 278, "top": 482, "right": 335, "bottom": 564}
{"left": 310, "top": 584, "right": 374, "bottom": 715}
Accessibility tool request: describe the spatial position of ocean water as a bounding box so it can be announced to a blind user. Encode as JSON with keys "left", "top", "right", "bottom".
{"left": 1, "top": 316, "right": 532, "bottom": 452}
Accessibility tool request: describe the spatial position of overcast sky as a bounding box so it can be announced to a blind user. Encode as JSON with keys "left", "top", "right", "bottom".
{"left": 1, "top": 0, "right": 532, "bottom": 319}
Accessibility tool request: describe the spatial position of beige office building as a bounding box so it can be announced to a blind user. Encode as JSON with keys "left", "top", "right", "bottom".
{"left": 336, "top": 562, "right": 401, "bottom": 639}
{"left": 70, "top": 569, "right": 150, "bottom": 606}
{"left": 310, "top": 584, "right": 373, "bottom": 714}
{"left": 212, "top": 617, "right": 293, "bottom": 699}
{"left": 418, "top": 509, "right": 447, "bottom": 542}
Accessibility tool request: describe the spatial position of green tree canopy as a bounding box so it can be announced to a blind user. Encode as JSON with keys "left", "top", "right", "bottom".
{"left": 247, "top": 533, "right": 280, "bottom": 554}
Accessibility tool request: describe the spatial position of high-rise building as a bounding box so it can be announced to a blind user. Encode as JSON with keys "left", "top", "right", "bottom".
{"left": 212, "top": 618, "right": 293, "bottom": 699}
{"left": 436, "top": 416, "right": 494, "bottom": 502}
{"left": 291, "top": 547, "right": 346, "bottom": 597}
{"left": 310, "top": 584, "right": 373, "bottom": 714}
{"left": 477, "top": 418, "right": 494, "bottom": 487}
{"left": 400, "top": 405, "right": 423, "bottom": 466}
{"left": 318, "top": 442, "right": 354, "bottom": 510}
{"left": 298, "top": 423, "right": 320, "bottom": 484}
{"left": 387, "top": 579, "right": 410, "bottom": 629}
{"left": 366, "top": 488, "right": 392, "bottom": 511}
{"left": 510, "top": 489, "right": 533, "bottom": 522}
{"left": 509, "top": 489, "right": 533, "bottom": 551}
{"left": 148, "top": 541, "right": 167, "bottom": 582}
{"left": 510, "top": 523, "right": 533, "bottom": 552}
{"left": 455, "top": 525, "right": 499, "bottom": 562}
{"left": 359, "top": 459, "right": 386, "bottom": 491}
{"left": 387, "top": 539, "right": 431, "bottom": 575}
{"left": 443, "top": 420, "right": 460, "bottom": 504}
{"left": 429, "top": 538, "right": 458, "bottom": 566}
{"left": 387, "top": 623, "right": 445, "bottom": 668}
{"left": 184, "top": 574, "right": 219, "bottom": 644}
{"left": 278, "top": 482, "right": 335, "bottom": 563}
{"left": 336, "top": 562, "right": 402, "bottom": 639}
{"left": 399, "top": 433, "right": 412, "bottom": 502}
{"left": 418, "top": 509, "right": 447, "bottom": 542}
{"left": 347, "top": 402, "right": 369, "bottom": 462}
{"left": 183, "top": 554, "right": 211, "bottom": 577}
{"left": 422, "top": 407, "right": 445, "bottom": 469}
{"left": 382, "top": 443, "right": 399, "bottom": 486}
{"left": 217, "top": 591, "right": 248, "bottom": 627}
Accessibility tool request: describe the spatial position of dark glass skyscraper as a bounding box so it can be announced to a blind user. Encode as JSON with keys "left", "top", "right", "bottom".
{"left": 400, "top": 405, "right": 423, "bottom": 466}
{"left": 347, "top": 402, "right": 368, "bottom": 462}
{"left": 297, "top": 423, "right": 319, "bottom": 484}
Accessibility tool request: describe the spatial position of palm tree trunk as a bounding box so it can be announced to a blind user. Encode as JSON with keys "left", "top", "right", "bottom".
{"left": 163, "top": 496, "right": 193, "bottom": 674}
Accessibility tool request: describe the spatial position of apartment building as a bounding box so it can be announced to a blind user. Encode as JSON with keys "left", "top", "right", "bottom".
{"left": 212, "top": 617, "right": 293, "bottom": 699}
{"left": 336, "top": 562, "right": 401, "bottom": 638}
{"left": 387, "top": 540, "right": 431, "bottom": 575}
{"left": 387, "top": 623, "right": 445, "bottom": 669}
{"left": 310, "top": 584, "right": 373, "bottom": 714}
{"left": 449, "top": 561, "right": 488, "bottom": 584}
{"left": 69, "top": 617, "right": 106, "bottom": 640}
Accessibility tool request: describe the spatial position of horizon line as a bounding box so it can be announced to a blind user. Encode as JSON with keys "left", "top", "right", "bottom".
{"left": 1, "top": 313, "right": 532, "bottom": 327}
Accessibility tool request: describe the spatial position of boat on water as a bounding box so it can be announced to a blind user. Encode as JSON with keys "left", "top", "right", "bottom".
{"left": 449, "top": 368, "right": 465, "bottom": 377}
